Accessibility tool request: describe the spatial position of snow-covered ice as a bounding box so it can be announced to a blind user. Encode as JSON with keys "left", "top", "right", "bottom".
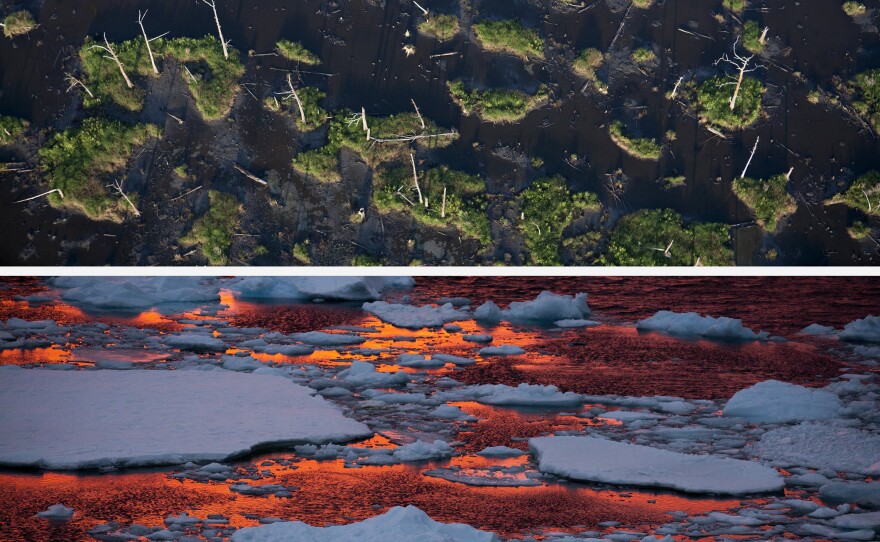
{"left": 0, "top": 370, "right": 371, "bottom": 469}
{"left": 530, "top": 436, "right": 784, "bottom": 495}
{"left": 230, "top": 505, "right": 498, "bottom": 542}
{"left": 839, "top": 315, "right": 880, "bottom": 342}
{"left": 229, "top": 277, "right": 413, "bottom": 301}
{"left": 799, "top": 323, "right": 837, "bottom": 336}
{"left": 636, "top": 311, "right": 768, "bottom": 341}
{"left": 392, "top": 440, "right": 454, "bottom": 462}
{"left": 50, "top": 277, "right": 220, "bottom": 310}
{"left": 503, "top": 292, "right": 591, "bottom": 324}
{"left": 291, "top": 331, "right": 366, "bottom": 346}
{"left": 36, "top": 504, "right": 75, "bottom": 520}
{"left": 722, "top": 380, "right": 845, "bottom": 423}
{"left": 163, "top": 332, "right": 226, "bottom": 351}
{"left": 479, "top": 345, "right": 526, "bottom": 356}
{"left": 361, "top": 301, "right": 469, "bottom": 329}
{"left": 446, "top": 383, "right": 583, "bottom": 407}
{"left": 338, "top": 360, "right": 409, "bottom": 388}
{"left": 749, "top": 422, "right": 880, "bottom": 475}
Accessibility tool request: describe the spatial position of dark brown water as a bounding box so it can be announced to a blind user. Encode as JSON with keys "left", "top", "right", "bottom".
{"left": 1, "top": 0, "right": 879, "bottom": 265}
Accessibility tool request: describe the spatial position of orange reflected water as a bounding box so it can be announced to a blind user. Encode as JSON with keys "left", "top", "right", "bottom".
{"left": 0, "top": 454, "right": 748, "bottom": 542}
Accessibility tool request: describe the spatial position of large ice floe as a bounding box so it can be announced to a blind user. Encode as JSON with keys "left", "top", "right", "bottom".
{"left": 839, "top": 315, "right": 880, "bottom": 342}
{"left": 722, "top": 380, "right": 845, "bottom": 423}
{"left": 228, "top": 277, "right": 414, "bottom": 301}
{"left": 636, "top": 311, "right": 769, "bottom": 341}
{"left": 440, "top": 383, "right": 583, "bottom": 407}
{"left": 529, "top": 436, "right": 784, "bottom": 495}
{"left": 748, "top": 422, "right": 880, "bottom": 475}
{"left": 50, "top": 276, "right": 221, "bottom": 310}
{"left": 361, "top": 301, "right": 469, "bottom": 328}
{"left": 0, "top": 369, "right": 371, "bottom": 469}
{"left": 474, "top": 292, "right": 591, "bottom": 325}
{"left": 230, "top": 505, "right": 498, "bottom": 542}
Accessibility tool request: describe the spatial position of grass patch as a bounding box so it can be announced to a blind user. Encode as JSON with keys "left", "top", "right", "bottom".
{"left": 352, "top": 254, "right": 384, "bottom": 266}
{"left": 742, "top": 20, "right": 765, "bottom": 53}
{"left": 849, "top": 220, "right": 872, "bottom": 240}
{"left": 0, "top": 115, "right": 28, "bottom": 144}
{"left": 39, "top": 117, "right": 160, "bottom": 221}
{"left": 608, "top": 121, "right": 661, "bottom": 160}
{"left": 561, "top": 230, "right": 603, "bottom": 265}
{"left": 293, "top": 110, "right": 456, "bottom": 182}
{"left": 696, "top": 75, "right": 764, "bottom": 130}
{"left": 662, "top": 175, "right": 686, "bottom": 188}
{"left": 601, "top": 208, "right": 733, "bottom": 266}
{"left": 849, "top": 69, "right": 880, "bottom": 133}
{"left": 473, "top": 19, "right": 544, "bottom": 60}
{"left": 448, "top": 81, "right": 548, "bottom": 122}
{"left": 519, "top": 176, "right": 601, "bottom": 265}
{"left": 843, "top": 1, "right": 866, "bottom": 16}
{"left": 293, "top": 240, "right": 311, "bottom": 264}
{"left": 2, "top": 10, "right": 36, "bottom": 37}
{"left": 180, "top": 190, "right": 242, "bottom": 265}
{"left": 276, "top": 40, "right": 320, "bottom": 64}
{"left": 723, "top": 0, "right": 746, "bottom": 13}
{"left": 732, "top": 174, "right": 797, "bottom": 231}
{"left": 632, "top": 0, "right": 654, "bottom": 7}
{"left": 79, "top": 35, "right": 244, "bottom": 120}
{"left": 267, "top": 86, "right": 327, "bottom": 132}
{"left": 418, "top": 14, "right": 460, "bottom": 41}
{"left": 827, "top": 170, "right": 880, "bottom": 214}
{"left": 572, "top": 48, "right": 607, "bottom": 93}
{"left": 373, "top": 165, "right": 490, "bottom": 245}
{"left": 631, "top": 47, "right": 655, "bottom": 64}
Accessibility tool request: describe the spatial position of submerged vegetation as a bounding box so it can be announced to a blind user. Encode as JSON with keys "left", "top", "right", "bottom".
{"left": 733, "top": 174, "right": 797, "bottom": 231}
{"left": 827, "top": 170, "right": 880, "bottom": 214}
{"left": 417, "top": 14, "right": 460, "bottom": 41}
{"left": 2, "top": 10, "right": 36, "bottom": 37}
{"left": 39, "top": 118, "right": 160, "bottom": 221}
{"left": 180, "top": 190, "right": 242, "bottom": 265}
{"left": 849, "top": 69, "right": 880, "bottom": 133}
{"left": 0, "top": 115, "right": 28, "bottom": 144}
{"left": 473, "top": 19, "right": 544, "bottom": 60}
{"left": 696, "top": 76, "right": 764, "bottom": 130}
{"left": 601, "top": 209, "right": 733, "bottom": 266}
{"left": 373, "top": 166, "right": 490, "bottom": 245}
{"left": 79, "top": 35, "right": 244, "bottom": 120}
{"left": 448, "top": 81, "right": 548, "bottom": 122}
{"left": 275, "top": 40, "right": 320, "bottom": 64}
{"left": 519, "top": 177, "right": 601, "bottom": 265}
{"left": 608, "top": 121, "right": 661, "bottom": 160}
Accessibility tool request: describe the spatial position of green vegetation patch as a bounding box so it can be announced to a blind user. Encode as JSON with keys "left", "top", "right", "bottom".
{"left": 473, "top": 19, "right": 544, "bottom": 60}
{"left": 519, "top": 177, "right": 601, "bottom": 265}
{"left": 572, "top": 48, "right": 607, "bottom": 93}
{"left": 561, "top": 230, "right": 603, "bottom": 265}
{"left": 601, "top": 208, "right": 733, "bottom": 266}
{"left": 843, "top": 1, "right": 867, "bottom": 16}
{"left": 79, "top": 35, "right": 244, "bottom": 120}
{"left": 373, "top": 165, "right": 490, "bottom": 245}
{"left": 848, "top": 220, "right": 872, "bottom": 240}
{"left": 608, "top": 121, "right": 661, "bottom": 160}
{"left": 448, "top": 81, "right": 548, "bottom": 122}
{"left": 292, "top": 110, "right": 456, "bottom": 182}
{"left": 696, "top": 75, "right": 764, "bottom": 130}
{"left": 417, "top": 14, "right": 460, "bottom": 41}
{"left": 267, "top": 86, "right": 327, "bottom": 132}
{"left": 631, "top": 47, "right": 656, "bottom": 65}
{"left": 180, "top": 190, "right": 242, "bottom": 265}
{"left": 2, "top": 10, "right": 36, "bottom": 37}
{"left": 850, "top": 69, "right": 880, "bottom": 133}
{"left": 742, "top": 20, "right": 765, "bottom": 54}
{"left": 0, "top": 115, "right": 29, "bottom": 144}
{"left": 39, "top": 117, "right": 160, "bottom": 221}
{"left": 723, "top": 0, "right": 746, "bottom": 13}
{"left": 733, "top": 174, "right": 797, "bottom": 231}
{"left": 276, "top": 40, "right": 320, "bottom": 64}
{"left": 827, "top": 170, "right": 880, "bottom": 214}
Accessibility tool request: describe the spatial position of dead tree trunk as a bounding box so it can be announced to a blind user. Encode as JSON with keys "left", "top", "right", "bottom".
{"left": 137, "top": 10, "right": 159, "bottom": 74}
{"left": 112, "top": 179, "right": 140, "bottom": 216}
{"left": 202, "top": 0, "right": 229, "bottom": 59}
{"left": 411, "top": 99, "right": 425, "bottom": 129}
{"left": 94, "top": 33, "right": 134, "bottom": 88}
{"left": 410, "top": 153, "right": 423, "bottom": 204}
{"left": 715, "top": 38, "right": 758, "bottom": 112}
{"left": 441, "top": 186, "right": 446, "bottom": 218}
{"left": 741, "top": 136, "right": 759, "bottom": 179}
{"left": 286, "top": 73, "right": 306, "bottom": 123}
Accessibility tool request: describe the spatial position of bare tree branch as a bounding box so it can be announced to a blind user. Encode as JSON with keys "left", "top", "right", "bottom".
{"left": 137, "top": 10, "right": 160, "bottom": 74}
{"left": 201, "top": 0, "right": 229, "bottom": 59}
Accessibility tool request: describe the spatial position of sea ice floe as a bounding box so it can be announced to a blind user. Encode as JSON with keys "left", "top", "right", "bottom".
{"left": 228, "top": 277, "right": 414, "bottom": 301}
{"left": 431, "top": 354, "right": 476, "bottom": 366}
{"left": 392, "top": 440, "right": 454, "bottom": 462}
{"left": 529, "top": 436, "right": 785, "bottom": 495}
{"left": 397, "top": 354, "right": 446, "bottom": 368}
{"left": 423, "top": 467, "right": 541, "bottom": 487}
{"left": 636, "top": 311, "right": 769, "bottom": 341}
{"left": 163, "top": 332, "right": 226, "bottom": 351}
{"left": 478, "top": 345, "right": 526, "bottom": 356}
{"left": 290, "top": 331, "right": 366, "bottom": 346}
{"left": 799, "top": 323, "right": 837, "bottom": 336}
{"left": 476, "top": 446, "right": 526, "bottom": 458}
{"left": 748, "top": 422, "right": 880, "bottom": 475}
{"left": 0, "top": 369, "right": 371, "bottom": 469}
{"left": 36, "top": 504, "right": 75, "bottom": 520}
{"left": 839, "top": 315, "right": 880, "bottom": 343}
{"left": 230, "top": 505, "right": 498, "bottom": 542}
{"left": 443, "top": 383, "right": 583, "bottom": 408}
{"left": 503, "top": 292, "right": 591, "bottom": 324}
{"left": 429, "top": 405, "right": 477, "bottom": 421}
{"left": 554, "top": 319, "right": 601, "bottom": 328}
{"left": 722, "top": 380, "right": 845, "bottom": 423}
{"left": 338, "top": 360, "right": 410, "bottom": 388}
{"left": 361, "top": 301, "right": 469, "bottom": 329}
{"left": 50, "top": 277, "right": 221, "bottom": 310}
{"left": 819, "top": 481, "right": 880, "bottom": 508}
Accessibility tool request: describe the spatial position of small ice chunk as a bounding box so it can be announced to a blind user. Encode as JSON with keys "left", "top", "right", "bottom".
{"left": 832, "top": 511, "right": 880, "bottom": 531}
{"left": 476, "top": 446, "right": 526, "bottom": 458}
{"left": 479, "top": 345, "right": 525, "bottom": 356}
{"left": 291, "top": 332, "right": 365, "bottom": 346}
{"left": 362, "top": 301, "right": 469, "bottom": 329}
{"left": 554, "top": 319, "right": 601, "bottom": 328}
{"left": 397, "top": 354, "right": 445, "bottom": 368}
{"left": 430, "top": 405, "right": 476, "bottom": 421}
{"left": 820, "top": 482, "right": 880, "bottom": 508}
{"left": 454, "top": 383, "right": 583, "bottom": 407}
{"left": 799, "top": 323, "right": 837, "bottom": 336}
{"left": 463, "top": 334, "right": 493, "bottom": 343}
{"left": 637, "top": 311, "right": 768, "bottom": 341}
{"left": 839, "top": 315, "right": 880, "bottom": 343}
{"left": 392, "top": 440, "right": 454, "bottom": 462}
{"left": 432, "top": 354, "right": 476, "bottom": 366}
{"left": 36, "top": 504, "right": 74, "bottom": 520}
{"left": 474, "top": 301, "right": 502, "bottom": 324}
{"left": 163, "top": 333, "right": 226, "bottom": 351}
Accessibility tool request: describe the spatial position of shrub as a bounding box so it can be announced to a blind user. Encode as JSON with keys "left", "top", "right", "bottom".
{"left": 276, "top": 40, "right": 320, "bottom": 64}
{"left": 0, "top": 115, "right": 29, "bottom": 144}
{"left": 742, "top": 20, "right": 765, "bottom": 54}
{"left": 417, "top": 14, "right": 460, "bottom": 41}
{"left": 723, "top": 0, "right": 746, "bottom": 13}
{"left": 519, "top": 177, "right": 601, "bottom": 265}
{"left": 848, "top": 220, "right": 871, "bottom": 240}
{"left": 473, "top": 19, "right": 544, "bottom": 60}
{"left": 180, "top": 190, "right": 242, "bottom": 265}
{"left": 448, "top": 81, "right": 548, "bottom": 122}
{"left": 2, "top": 10, "right": 36, "bottom": 37}
{"left": 39, "top": 117, "right": 160, "bottom": 221}
{"left": 827, "top": 170, "right": 880, "bottom": 214}
{"left": 608, "top": 121, "right": 661, "bottom": 160}
{"left": 843, "top": 2, "right": 866, "bottom": 17}
{"left": 733, "top": 174, "right": 797, "bottom": 231}
{"left": 601, "top": 208, "right": 733, "bottom": 265}
{"left": 696, "top": 76, "right": 764, "bottom": 130}
{"left": 631, "top": 47, "right": 656, "bottom": 64}
{"left": 850, "top": 69, "right": 880, "bottom": 133}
